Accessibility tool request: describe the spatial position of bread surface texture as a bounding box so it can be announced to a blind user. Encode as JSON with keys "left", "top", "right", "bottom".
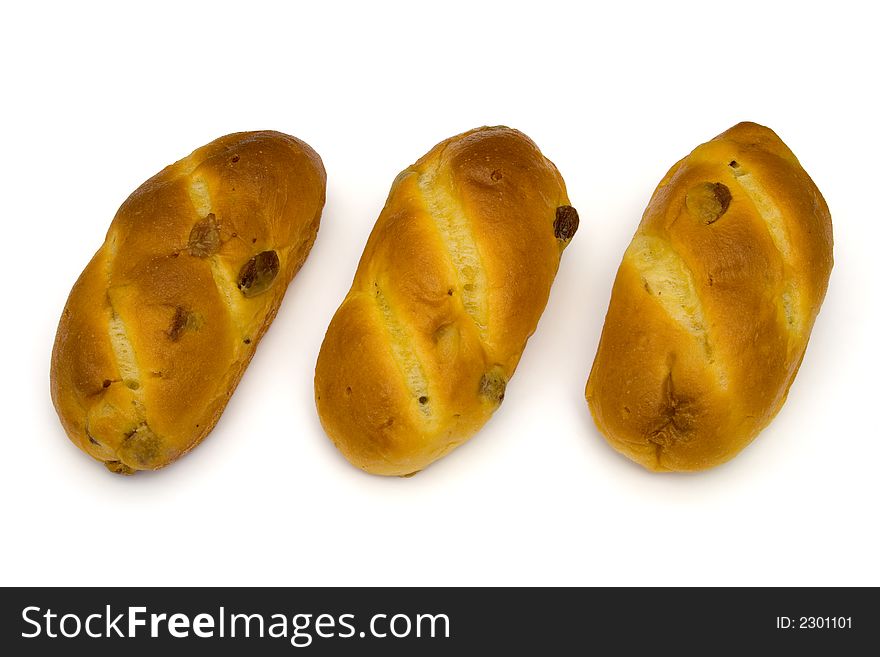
{"left": 315, "top": 126, "right": 577, "bottom": 476}
{"left": 51, "top": 131, "right": 326, "bottom": 474}
{"left": 586, "top": 122, "right": 832, "bottom": 472}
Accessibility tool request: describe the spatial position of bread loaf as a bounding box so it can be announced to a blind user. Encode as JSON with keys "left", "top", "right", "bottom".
{"left": 51, "top": 131, "right": 326, "bottom": 474}
{"left": 315, "top": 126, "right": 578, "bottom": 476}
{"left": 586, "top": 122, "right": 832, "bottom": 471}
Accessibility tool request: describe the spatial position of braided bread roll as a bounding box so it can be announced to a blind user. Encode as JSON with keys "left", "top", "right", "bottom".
{"left": 586, "top": 122, "right": 832, "bottom": 471}
{"left": 51, "top": 131, "right": 326, "bottom": 474}
{"left": 315, "top": 126, "right": 578, "bottom": 476}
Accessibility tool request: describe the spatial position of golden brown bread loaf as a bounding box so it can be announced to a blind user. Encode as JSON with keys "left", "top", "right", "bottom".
{"left": 586, "top": 122, "right": 832, "bottom": 472}
{"left": 315, "top": 126, "right": 578, "bottom": 476}
{"left": 51, "top": 131, "right": 326, "bottom": 474}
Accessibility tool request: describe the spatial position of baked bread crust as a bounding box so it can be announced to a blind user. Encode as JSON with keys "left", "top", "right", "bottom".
{"left": 51, "top": 131, "right": 326, "bottom": 473}
{"left": 315, "top": 126, "right": 577, "bottom": 476}
{"left": 586, "top": 122, "right": 833, "bottom": 471}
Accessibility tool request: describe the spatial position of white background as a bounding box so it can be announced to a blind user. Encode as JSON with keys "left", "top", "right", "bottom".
{"left": 2, "top": 0, "right": 877, "bottom": 587}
